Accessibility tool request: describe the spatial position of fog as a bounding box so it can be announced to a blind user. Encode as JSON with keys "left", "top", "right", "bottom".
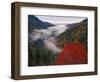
{"left": 30, "top": 25, "right": 69, "bottom": 53}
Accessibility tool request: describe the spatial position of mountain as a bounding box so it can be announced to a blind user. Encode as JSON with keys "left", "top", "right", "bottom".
{"left": 56, "top": 19, "right": 88, "bottom": 48}
{"left": 28, "top": 18, "right": 88, "bottom": 66}
{"left": 28, "top": 15, "right": 55, "bottom": 33}
{"left": 66, "top": 19, "right": 87, "bottom": 30}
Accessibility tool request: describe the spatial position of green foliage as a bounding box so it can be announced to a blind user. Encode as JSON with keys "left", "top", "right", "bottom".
{"left": 28, "top": 45, "right": 57, "bottom": 66}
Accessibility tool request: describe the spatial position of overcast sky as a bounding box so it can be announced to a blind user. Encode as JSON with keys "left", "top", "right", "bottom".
{"left": 35, "top": 15, "right": 87, "bottom": 25}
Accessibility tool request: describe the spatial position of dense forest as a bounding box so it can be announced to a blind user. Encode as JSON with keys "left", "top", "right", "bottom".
{"left": 28, "top": 15, "right": 88, "bottom": 66}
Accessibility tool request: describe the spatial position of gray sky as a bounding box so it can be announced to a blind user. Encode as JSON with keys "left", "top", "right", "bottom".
{"left": 35, "top": 15, "right": 87, "bottom": 25}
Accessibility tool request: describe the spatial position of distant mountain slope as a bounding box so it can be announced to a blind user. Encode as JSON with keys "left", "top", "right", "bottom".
{"left": 66, "top": 19, "right": 87, "bottom": 30}
{"left": 28, "top": 15, "right": 55, "bottom": 33}
{"left": 56, "top": 19, "right": 88, "bottom": 48}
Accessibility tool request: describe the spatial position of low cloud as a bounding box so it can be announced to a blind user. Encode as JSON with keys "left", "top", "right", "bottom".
{"left": 30, "top": 25, "right": 68, "bottom": 53}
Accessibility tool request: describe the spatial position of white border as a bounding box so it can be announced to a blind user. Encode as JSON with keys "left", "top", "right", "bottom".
{"left": 20, "top": 7, "right": 95, "bottom": 75}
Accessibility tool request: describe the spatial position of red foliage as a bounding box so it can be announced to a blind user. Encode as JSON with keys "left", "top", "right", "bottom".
{"left": 55, "top": 42, "right": 87, "bottom": 65}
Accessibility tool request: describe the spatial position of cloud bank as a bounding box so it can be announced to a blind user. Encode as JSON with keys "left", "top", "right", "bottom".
{"left": 30, "top": 25, "right": 69, "bottom": 53}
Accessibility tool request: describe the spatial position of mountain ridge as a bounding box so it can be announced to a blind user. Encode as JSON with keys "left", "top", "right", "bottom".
{"left": 28, "top": 15, "right": 55, "bottom": 33}
{"left": 56, "top": 19, "right": 88, "bottom": 48}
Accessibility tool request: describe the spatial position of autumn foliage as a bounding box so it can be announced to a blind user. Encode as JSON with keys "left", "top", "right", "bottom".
{"left": 55, "top": 42, "right": 87, "bottom": 65}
